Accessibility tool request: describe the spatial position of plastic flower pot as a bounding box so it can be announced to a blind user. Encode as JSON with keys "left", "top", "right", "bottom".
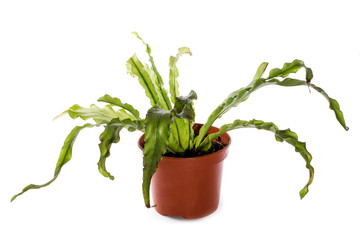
{"left": 138, "top": 124, "right": 231, "bottom": 219}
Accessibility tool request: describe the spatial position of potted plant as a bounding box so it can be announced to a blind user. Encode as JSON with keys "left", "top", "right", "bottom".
{"left": 12, "top": 32, "right": 348, "bottom": 219}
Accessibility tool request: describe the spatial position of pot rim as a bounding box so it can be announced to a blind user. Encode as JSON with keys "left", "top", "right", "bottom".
{"left": 137, "top": 123, "right": 231, "bottom": 161}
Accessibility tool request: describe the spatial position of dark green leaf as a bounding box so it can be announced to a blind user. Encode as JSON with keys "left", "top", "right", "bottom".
{"left": 171, "top": 90, "right": 197, "bottom": 120}
{"left": 98, "top": 122, "right": 124, "bottom": 180}
{"left": 142, "top": 107, "right": 172, "bottom": 207}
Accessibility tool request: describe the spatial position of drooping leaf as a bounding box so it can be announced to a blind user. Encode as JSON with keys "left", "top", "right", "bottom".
{"left": 142, "top": 107, "right": 172, "bottom": 208}
{"left": 311, "top": 84, "right": 348, "bottom": 130}
{"left": 98, "top": 94, "right": 141, "bottom": 120}
{"left": 133, "top": 32, "right": 172, "bottom": 110}
{"left": 199, "top": 119, "right": 314, "bottom": 199}
{"left": 195, "top": 60, "right": 348, "bottom": 148}
{"left": 11, "top": 122, "right": 104, "bottom": 202}
{"left": 55, "top": 104, "right": 136, "bottom": 122}
{"left": 98, "top": 122, "right": 124, "bottom": 180}
{"left": 169, "top": 47, "right": 192, "bottom": 104}
{"left": 268, "top": 78, "right": 349, "bottom": 131}
{"left": 127, "top": 54, "right": 161, "bottom": 108}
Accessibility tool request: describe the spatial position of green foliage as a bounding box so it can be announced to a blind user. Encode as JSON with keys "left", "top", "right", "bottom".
{"left": 198, "top": 119, "right": 314, "bottom": 198}
{"left": 169, "top": 47, "right": 192, "bottom": 104}
{"left": 12, "top": 34, "right": 348, "bottom": 207}
{"left": 11, "top": 123, "right": 104, "bottom": 202}
{"left": 142, "top": 107, "right": 172, "bottom": 207}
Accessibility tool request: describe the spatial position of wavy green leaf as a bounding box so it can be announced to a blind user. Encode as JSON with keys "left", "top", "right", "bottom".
{"left": 310, "top": 84, "right": 349, "bottom": 131}
{"left": 268, "top": 78, "right": 349, "bottom": 131}
{"left": 142, "top": 107, "right": 172, "bottom": 208}
{"left": 98, "top": 122, "right": 124, "bottom": 180}
{"left": 133, "top": 32, "right": 172, "bottom": 110}
{"left": 195, "top": 60, "right": 348, "bottom": 148}
{"left": 199, "top": 119, "right": 314, "bottom": 199}
{"left": 98, "top": 94, "right": 141, "bottom": 120}
{"left": 11, "top": 122, "right": 103, "bottom": 202}
{"left": 171, "top": 90, "right": 197, "bottom": 120}
{"left": 268, "top": 59, "right": 312, "bottom": 80}
{"left": 127, "top": 54, "right": 160, "bottom": 108}
{"left": 55, "top": 104, "right": 136, "bottom": 122}
{"left": 169, "top": 47, "right": 192, "bottom": 104}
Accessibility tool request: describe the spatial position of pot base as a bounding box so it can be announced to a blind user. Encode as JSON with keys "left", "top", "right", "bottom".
{"left": 154, "top": 205, "right": 219, "bottom": 219}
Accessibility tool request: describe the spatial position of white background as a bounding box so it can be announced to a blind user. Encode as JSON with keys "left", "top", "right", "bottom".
{"left": 1, "top": 0, "right": 359, "bottom": 239}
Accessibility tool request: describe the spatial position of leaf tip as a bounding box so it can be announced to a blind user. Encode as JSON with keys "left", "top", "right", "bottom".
{"left": 10, "top": 195, "right": 17, "bottom": 202}
{"left": 53, "top": 111, "right": 67, "bottom": 121}
{"left": 299, "top": 187, "right": 309, "bottom": 199}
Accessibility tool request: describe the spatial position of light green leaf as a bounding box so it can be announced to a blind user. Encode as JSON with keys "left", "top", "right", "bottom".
{"left": 11, "top": 122, "right": 104, "bottom": 202}
{"left": 55, "top": 104, "right": 136, "bottom": 123}
{"left": 127, "top": 54, "right": 160, "bottom": 108}
{"left": 133, "top": 32, "right": 172, "bottom": 110}
{"left": 142, "top": 107, "right": 172, "bottom": 208}
{"left": 169, "top": 47, "right": 192, "bottom": 104}
{"left": 98, "top": 94, "right": 141, "bottom": 120}
{"left": 252, "top": 62, "right": 269, "bottom": 82}
{"left": 199, "top": 119, "right": 314, "bottom": 199}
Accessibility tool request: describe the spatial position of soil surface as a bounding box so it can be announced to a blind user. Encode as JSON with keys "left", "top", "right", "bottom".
{"left": 164, "top": 139, "right": 226, "bottom": 158}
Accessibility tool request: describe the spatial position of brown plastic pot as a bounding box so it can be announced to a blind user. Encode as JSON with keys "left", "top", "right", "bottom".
{"left": 138, "top": 123, "right": 231, "bottom": 219}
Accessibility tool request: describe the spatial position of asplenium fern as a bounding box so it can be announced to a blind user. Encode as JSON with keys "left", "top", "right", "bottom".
{"left": 12, "top": 32, "right": 348, "bottom": 208}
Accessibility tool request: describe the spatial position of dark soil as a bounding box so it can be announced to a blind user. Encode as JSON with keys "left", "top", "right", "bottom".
{"left": 164, "top": 139, "right": 226, "bottom": 158}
